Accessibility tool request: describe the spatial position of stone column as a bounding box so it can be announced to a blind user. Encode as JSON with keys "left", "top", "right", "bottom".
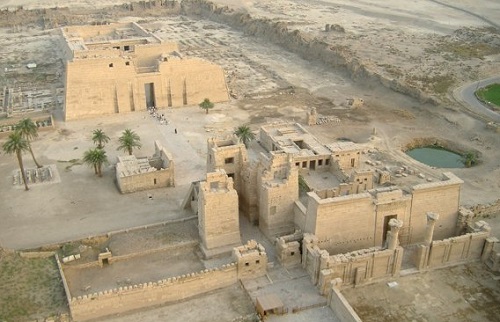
{"left": 424, "top": 212, "right": 439, "bottom": 246}
{"left": 387, "top": 219, "right": 404, "bottom": 250}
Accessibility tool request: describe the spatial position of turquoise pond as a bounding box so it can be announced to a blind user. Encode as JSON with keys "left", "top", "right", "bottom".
{"left": 406, "top": 147, "right": 464, "bottom": 168}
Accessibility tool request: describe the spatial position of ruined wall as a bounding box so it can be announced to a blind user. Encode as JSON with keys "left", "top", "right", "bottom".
{"left": 240, "top": 161, "right": 259, "bottom": 223}
{"left": 302, "top": 234, "right": 403, "bottom": 293}
{"left": 198, "top": 170, "right": 240, "bottom": 257}
{"left": 69, "top": 263, "right": 238, "bottom": 321}
{"left": 317, "top": 247, "right": 403, "bottom": 293}
{"left": 410, "top": 172, "right": 463, "bottom": 242}
{"left": 258, "top": 152, "right": 299, "bottom": 238}
{"left": 116, "top": 141, "right": 175, "bottom": 193}
{"left": 117, "top": 165, "right": 173, "bottom": 193}
{"left": 414, "top": 220, "right": 492, "bottom": 270}
{"left": 206, "top": 136, "right": 248, "bottom": 193}
{"left": 181, "top": 0, "right": 438, "bottom": 104}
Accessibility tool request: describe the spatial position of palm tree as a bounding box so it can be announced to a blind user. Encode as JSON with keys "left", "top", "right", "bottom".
{"left": 199, "top": 98, "right": 214, "bottom": 114}
{"left": 461, "top": 151, "right": 477, "bottom": 168}
{"left": 16, "top": 118, "right": 42, "bottom": 168}
{"left": 117, "top": 129, "right": 142, "bottom": 155}
{"left": 3, "top": 132, "right": 30, "bottom": 190}
{"left": 92, "top": 129, "right": 110, "bottom": 149}
{"left": 83, "top": 148, "right": 108, "bottom": 177}
{"left": 234, "top": 125, "right": 255, "bottom": 147}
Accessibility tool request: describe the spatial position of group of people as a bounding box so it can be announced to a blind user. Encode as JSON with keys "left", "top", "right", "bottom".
{"left": 147, "top": 106, "right": 177, "bottom": 134}
{"left": 147, "top": 106, "right": 169, "bottom": 125}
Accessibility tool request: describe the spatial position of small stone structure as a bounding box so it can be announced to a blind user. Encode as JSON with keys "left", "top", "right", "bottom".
{"left": 61, "top": 22, "right": 229, "bottom": 120}
{"left": 276, "top": 230, "right": 303, "bottom": 267}
{"left": 233, "top": 240, "right": 268, "bottom": 280}
{"left": 116, "top": 140, "right": 174, "bottom": 193}
{"left": 98, "top": 249, "right": 112, "bottom": 267}
{"left": 256, "top": 293, "right": 286, "bottom": 318}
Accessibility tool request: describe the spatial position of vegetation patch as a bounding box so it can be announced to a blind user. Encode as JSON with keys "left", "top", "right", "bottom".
{"left": 0, "top": 251, "right": 68, "bottom": 321}
{"left": 427, "top": 41, "right": 500, "bottom": 60}
{"left": 475, "top": 83, "right": 500, "bottom": 110}
{"left": 57, "top": 158, "right": 82, "bottom": 171}
{"left": 298, "top": 175, "right": 311, "bottom": 194}
{"left": 406, "top": 73, "right": 455, "bottom": 95}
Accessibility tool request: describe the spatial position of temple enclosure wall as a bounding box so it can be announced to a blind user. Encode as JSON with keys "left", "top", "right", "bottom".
{"left": 69, "top": 264, "right": 238, "bottom": 321}
{"left": 65, "top": 240, "right": 266, "bottom": 321}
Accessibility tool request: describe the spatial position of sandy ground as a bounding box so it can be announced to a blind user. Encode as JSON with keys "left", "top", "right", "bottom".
{"left": 102, "top": 284, "right": 256, "bottom": 322}
{"left": 343, "top": 262, "right": 500, "bottom": 322}
{"left": 0, "top": 1, "right": 499, "bottom": 321}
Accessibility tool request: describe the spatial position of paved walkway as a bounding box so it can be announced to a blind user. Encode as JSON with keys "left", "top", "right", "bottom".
{"left": 453, "top": 76, "right": 500, "bottom": 122}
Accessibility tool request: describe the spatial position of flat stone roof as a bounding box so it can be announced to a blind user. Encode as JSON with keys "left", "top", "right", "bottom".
{"left": 61, "top": 22, "right": 162, "bottom": 54}
{"left": 261, "top": 122, "right": 332, "bottom": 156}
{"left": 116, "top": 155, "right": 154, "bottom": 177}
{"left": 325, "top": 141, "right": 362, "bottom": 153}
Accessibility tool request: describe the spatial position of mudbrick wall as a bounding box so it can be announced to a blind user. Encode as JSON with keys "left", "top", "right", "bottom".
{"left": 181, "top": 0, "right": 439, "bottom": 104}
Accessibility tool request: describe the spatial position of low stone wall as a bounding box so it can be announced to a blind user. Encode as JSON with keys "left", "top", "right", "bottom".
{"left": 414, "top": 221, "right": 493, "bottom": 270}
{"left": 55, "top": 254, "right": 74, "bottom": 311}
{"left": 69, "top": 263, "right": 238, "bottom": 321}
{"left": 428, "top": 232, "right": 487, "bottom": 268}
{"left": 19, "top": 251, "right": 55, "bottom": 258}
{"left": 328, "top": 283, "right": 362, "bottom": 322}
{"left": 317, "top": 247, "right": 403, "bottom": 294}
{"left": 0, "top": 114, "right": 54, "bottom": 138}
{"left": 302, "top": 234, "right": 403, "bottom": 292}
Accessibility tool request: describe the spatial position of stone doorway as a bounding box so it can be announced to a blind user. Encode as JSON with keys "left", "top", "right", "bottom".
{"left": 144, "top": 82, "right": 156, "bottom": 108}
